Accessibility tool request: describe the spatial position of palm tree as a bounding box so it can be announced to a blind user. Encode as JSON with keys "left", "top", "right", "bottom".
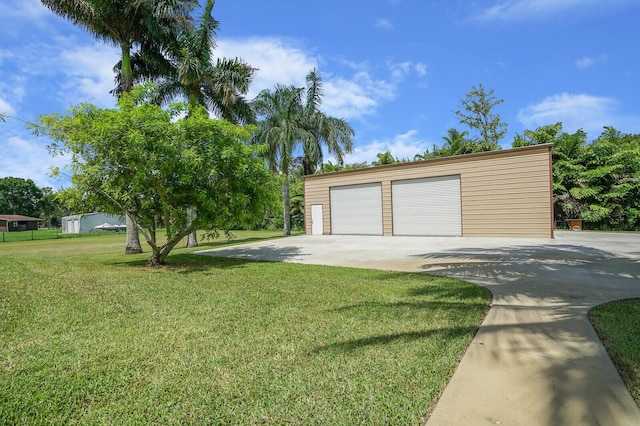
{"left": 298, "top": 70, "right": 354, "bottom": 175}
{"left": 253, "top": 70, "right": 354, "bottom": 235}
{"left": 41, "top": 0, "right": 198, "bottom": 254}
{"left": 148, "top": 0, "right": 255, "bottom": 124}
{"left": 253, "top": 85, "right": 307, "bottom": 236}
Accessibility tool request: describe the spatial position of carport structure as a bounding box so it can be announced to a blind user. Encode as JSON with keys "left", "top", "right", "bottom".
{"left": 304, "top": 144, "right": 554, "bottom": 238}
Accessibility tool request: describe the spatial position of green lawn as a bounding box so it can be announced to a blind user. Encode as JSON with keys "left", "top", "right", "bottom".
{"left": 589, "top": 299, "right": 640, "bottom": 405}
{"left": 0, "top": 228, "right": 80, "bottom": 243}
{"left": 0, "top": 231, "right": 490, "bottom": 425}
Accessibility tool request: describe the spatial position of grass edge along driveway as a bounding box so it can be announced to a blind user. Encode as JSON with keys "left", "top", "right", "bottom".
{"left": 589, "top": 298, "right": 640, "bottom": 407}
{"left": 1, "top": 231, "right": 489, "bottom": 425}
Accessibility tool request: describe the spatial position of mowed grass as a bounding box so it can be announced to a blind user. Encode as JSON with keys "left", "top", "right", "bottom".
{"left": 0, "top": 228, "right": 81, "bottom": 242}
{"left": 589, "top": 299, "right": 640, "bottom": 405}
{"left": 0, "top": 231, "right": 490, "bottom": 425}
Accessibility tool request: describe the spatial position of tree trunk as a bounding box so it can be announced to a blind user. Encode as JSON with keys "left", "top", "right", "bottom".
{"left": 120, "top": 41, "right": 141, "bottom": 255}
{"left": 147, "top": 250, "right": 161, "bottom": 267}
{"left": 125, "top": 214, "right": 143, "bottom": 254}
{"left": 120, "top": 42, "right": 133, "bottom": 93}
{"left": 283, "top": 177, "right": 291, "bottom": 236}
{"left": 185, "top": 207, "right": 198, "bottom": 248}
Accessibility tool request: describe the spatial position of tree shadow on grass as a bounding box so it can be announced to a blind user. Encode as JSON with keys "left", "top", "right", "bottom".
{"left": 330, "top": 299, "right": 488, "bottom": 315}
{"left": 313, "top": 326, "right": 478, "bottom": 354}
{"left": 405, "top": 283, "right": 490, "bottom": 300}
{"left": 109, "top": 251, "right": 267, "bottom": 272}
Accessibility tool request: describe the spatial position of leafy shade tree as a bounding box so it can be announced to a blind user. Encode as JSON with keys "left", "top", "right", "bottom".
{"left": 253, "top": 69, "right": 354, "bottom": 235}
{"left": 35, "top": 89, "right": 276, "bottom": 266}
{"left": 41, "top": 0, "right": 198, "bottom": 255}
{"left": 579, "top": 127, "right": 640, "bottom": 228}
{"left": 0, "top": 177, "right": 44, "bottom": 217}
{"left": 142, "top": 0, "right": 256, "bottom": 247}
{"left": 455, "top": 84, "right": 507, "bottom": 149}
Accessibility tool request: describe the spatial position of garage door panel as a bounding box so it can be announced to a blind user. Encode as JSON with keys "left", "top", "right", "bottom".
{"left": 330, "top": 183, "right": 382, "bottom": 235}
{"left": 392, "top": 176, "right": 461, "bottom": 236}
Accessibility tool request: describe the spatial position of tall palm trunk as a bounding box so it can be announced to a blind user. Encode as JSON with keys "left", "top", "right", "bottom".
{"left": 185, "top": 89, "right": 199, "bottom": 247}
{"left": 282, "top": 176, "right": 291, "bottom": 236}
{"left": 121, "top": 41, "right": 143, "bottom": 254}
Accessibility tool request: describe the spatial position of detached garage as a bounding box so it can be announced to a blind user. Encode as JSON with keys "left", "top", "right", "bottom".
{"left": 304, "top": 144, "right": 554, "bottom": 238}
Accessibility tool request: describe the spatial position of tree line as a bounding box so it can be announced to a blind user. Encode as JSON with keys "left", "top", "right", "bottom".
{"left": 0, "top": 177, "right": 70, "bottom": 227}
{"left": 320, "top": 84, "right": 640, "bottom": 232}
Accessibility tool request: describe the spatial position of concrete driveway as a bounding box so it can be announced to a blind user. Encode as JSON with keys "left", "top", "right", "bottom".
{"left": 197, "top": 231, "right": 640, "bottom": 425}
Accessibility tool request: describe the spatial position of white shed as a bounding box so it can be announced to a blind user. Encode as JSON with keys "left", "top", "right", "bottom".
{"left": 61, "top": 212, "right": 126, "bottom": 234}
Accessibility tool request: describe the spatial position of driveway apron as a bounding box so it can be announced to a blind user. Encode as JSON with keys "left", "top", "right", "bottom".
{"left": 197, "top": 231, "right": 640, "bottom": 425}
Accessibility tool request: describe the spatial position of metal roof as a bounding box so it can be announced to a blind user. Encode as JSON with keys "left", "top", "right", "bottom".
{"left": 0, "top": 215, "right": 42, "bottom": 221}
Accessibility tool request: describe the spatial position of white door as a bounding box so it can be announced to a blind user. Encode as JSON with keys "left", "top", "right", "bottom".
{"left": 311, "top": 204, "right": 323, "bottom": 235}
{"left": 392, "top": 175, "right": 462, "bottom": 236}
{"left": 330, "top": 183, "right": 383, "bottom": 235}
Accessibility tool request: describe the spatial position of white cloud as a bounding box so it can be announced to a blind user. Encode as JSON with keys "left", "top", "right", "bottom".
{"left": 575, "top": 54, "right": 608, "bottom": 69}
{"left": 1, "top": 38, "right": 120, "bottom": 113}
{"left": 323, "top": 72, "right": 396, "bottom": 119}
{"left": 0, "top": 136, "right": 70, "bottom": 189}
{"left": 516, "top": 92, "right": 637, "bottom": 136}
{"left": 375, "top": 18, "right": 394, "bottom": 31}
{"left": 0, "top": 96, "right": 16, "bottom": 115}
{"left": 217, "top": 37, "right": 423, "bottom": 120}
{"left": 0, "top": 0, "right": 49, "bottom": 19}
{"left": 415, "top": 63, "right": 428, "bottom": 77}
{"left": 344, "top": 130, "right": 431, "bottom": 164}
{"left": 575, "top": 57, "right": 594, "bottom": 69}
{"left": 473, "top": 0, "right": 600, "bottom": 21}
{"left": 0, "top": 75, "right": 26, "bottom": 115}
{"left": 336, "top": 58, "right": 371, "bottom": 72}
{"left": 217, "top": 37, "right": 318, "bottom": 99}
{"left": 388, "top": 61, "right": 428, "bottom": 81}
{"left": 57, "top": 43, "right": 120, "bottom": 108}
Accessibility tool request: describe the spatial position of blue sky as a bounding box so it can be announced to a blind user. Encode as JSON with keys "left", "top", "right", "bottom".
{"left": 1, "top": 0, "right": 639, "bottom": 189}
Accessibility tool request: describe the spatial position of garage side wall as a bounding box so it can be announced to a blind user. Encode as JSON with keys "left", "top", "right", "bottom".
{"left": 304, "top": 144, "right": 553, "bottom": 238}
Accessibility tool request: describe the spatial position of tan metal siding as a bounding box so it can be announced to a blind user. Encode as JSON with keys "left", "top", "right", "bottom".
{"left": 304, "top": 144, "right": 553, "bottom": 238}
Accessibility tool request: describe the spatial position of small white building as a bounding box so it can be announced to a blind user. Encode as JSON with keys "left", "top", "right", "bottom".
{"left": 61, "top": 212, "right": 126, "bottom": 234}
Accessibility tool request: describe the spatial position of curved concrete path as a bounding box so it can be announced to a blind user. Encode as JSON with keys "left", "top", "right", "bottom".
{"left": 197, "top": 231, "right": 640, "bottom": 425}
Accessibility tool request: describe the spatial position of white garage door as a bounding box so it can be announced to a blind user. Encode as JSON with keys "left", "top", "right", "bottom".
{"left": 330, "top": 183, "right": 383, "bottom": 235}
{"left": 392, "top": 175, "right": 462, "bottom": 236}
